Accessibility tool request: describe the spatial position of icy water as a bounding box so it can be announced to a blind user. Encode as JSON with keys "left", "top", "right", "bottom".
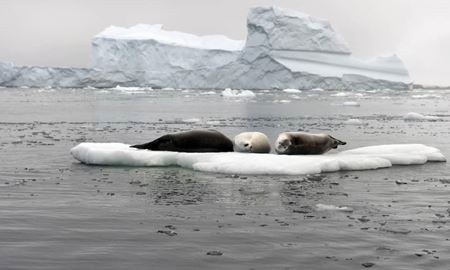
{"left": 0, "top": 87, "right": 449, "bottom": 270}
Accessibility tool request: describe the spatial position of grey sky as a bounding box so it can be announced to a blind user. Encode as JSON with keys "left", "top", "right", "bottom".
{"left": 1, "top": 0, "right": 449, "bottom": 85}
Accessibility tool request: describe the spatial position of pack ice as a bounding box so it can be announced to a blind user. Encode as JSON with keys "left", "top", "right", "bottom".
{"left": 0, "top": 6, "right": 411, "bottom": 90}
{"left": 70, "top": 143, "right": 445, "bottom": 175}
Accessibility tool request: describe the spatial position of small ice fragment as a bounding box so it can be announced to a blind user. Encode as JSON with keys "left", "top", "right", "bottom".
{"left": 182, "top": 118, "right": 201, "bottom": 123}
{"left": 342, "top": 101, "right": 360, "bottom": 107}
{"left": 316, "top": 204, "right": 353, "bottom": 212}
{"left": 331, "top": 92, "right": 348, "bottom": 97}
{"left": 283, "top": 88, "right": 302, "bottom": 93}
{"left": 200, "top": 91, "right": 216, "bottom": 95}
{"left": 221, "top": 88, "right": 256, "bottom": 98}
{"left": 344, "top": 119, "right": 363, "bottom": 125}
{"left": 403, "top": 112, "right": 440, "bottom": 121}
{"left": 310, "top": 87, "right": 324, "bottom": 92}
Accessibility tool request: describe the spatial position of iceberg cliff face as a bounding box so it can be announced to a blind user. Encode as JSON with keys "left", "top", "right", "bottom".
{"left": 245, "top": 6, "right": 351, "bottom": 53}
{"left": 0, "top": 6, "right": 411, "bottom": 90}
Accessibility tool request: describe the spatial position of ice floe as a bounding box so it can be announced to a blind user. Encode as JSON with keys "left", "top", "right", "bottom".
{"left": 221, "top": 88, "right": 256, "bottom": 98}
{"left": 342, "top": 101, "right": 360, "bottom": 107}
{"left": 316, "top": 204, "right": 354, "bottom": 212}
{"left": 282, "top": 89, "right": 302, "bottom": 93}
{"left": 70, "top": 143, "right": 446, "bottom": 175}
{"left": 403, "top": 112, "right": 440, "bottom": 121}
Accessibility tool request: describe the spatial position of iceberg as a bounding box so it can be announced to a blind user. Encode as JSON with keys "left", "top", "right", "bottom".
{"left": 70, "top": 143, "right": 445, "bottom": 175}
{"left": 0, "top": 6, "right": 411, "bottom": 90}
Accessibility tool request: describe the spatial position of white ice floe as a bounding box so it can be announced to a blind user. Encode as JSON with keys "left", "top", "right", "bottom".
{"left": 316, "top": 204, "right": 354, "bottom": 212}
{"left": 342, "top": 101, "right": 360, "bottom": 107}
{"left": 70, "top": 143, "right": 446, "bottom": 175}
{"left": 310, "top": 88, "right": 325, "bottom": 92}
{"left": 344, "top": 119, "right": 364, "bottom": 125}
{"left": 403, "top": 112, "right": 440, "bottom": 121}
{"left": 112, "top": 85, "right": 152, "bottom": 93}
{"left": 411, "top": 94, "right": 441, "bottom": 99}
{"left": 331, "top": 92, "right": 349, "bottom": 97}
{"left": 283, "top": 89, "right": 302, "bottom": 93}
{"left": 221, "top": 88, "right": 256, "bottom": 98}
{"left": 182, "top": 118, "right": 201, "bottom": 123}
{"left": 274, "top": 99, "right": 292, "bottom": 103}
{"left": 200, "top": 91, "right": 216, "bottom": 95}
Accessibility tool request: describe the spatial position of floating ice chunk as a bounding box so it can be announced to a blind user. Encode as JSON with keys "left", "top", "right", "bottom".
{"left": 200, "top": 91, "right": 216, "bottom": 95}
{"left": 182, "top": 118, "right": 201, "bottom": 123}
{"left": 342, "top": 144, "right": 446, "bottom": 164}
{"left": 403, "top": 112, "right": 440, "bottom": 121}
{"left": 274, "top": 99, "right": 292, "bottom": 103}
{"left": 37, "top": 88, "right": 55, "bottom": 93}
{"left": 283, "top": 89, "right": 302, "bottom": 93}
{"left": 310, "top": 88, "right": 325, "bottom": 92}
{"left": 112, "top": 85, "right": 152, "bottom": 93}
{"left": 70, "top": 143, "right": 446, "bottom": 175}
{"left": 411, "top": 94, "right": 441, "bottom": 99}
{"left": 344, "top": 119, "right": 364, "bottom": 125}
{"left": 342, "top": 101, "right": 360, "bottom": 107}
{"left": 331, "top": 92, "right": 349, "bottom": 97}
{"left": 316, "top": 204, "right": 353, "bottom": 212}
{"left": 221, "top": 88, "right": 256, "bottom": 98}
{"left": 205, "top": 120, "right": 221, "bottom": 125}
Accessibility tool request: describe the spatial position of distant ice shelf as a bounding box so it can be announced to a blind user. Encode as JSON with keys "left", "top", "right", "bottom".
{"left": 70, "top": 143, "right": 445, "bottom": 175}
{"left": 0, "top": 6, "right": 411, "bottom": 90}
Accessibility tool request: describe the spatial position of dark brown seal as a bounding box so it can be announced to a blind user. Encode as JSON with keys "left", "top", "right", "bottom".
{"left": 275, "top": 132, "right": 346, "bottom": 155}
{"left": 130, "top": 129, "right": 234, "bottom": 152}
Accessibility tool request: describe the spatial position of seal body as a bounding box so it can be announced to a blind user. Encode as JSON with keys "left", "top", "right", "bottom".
{"left": 131, "top": 130, "right": 233, "bottom": 152}
{"left": 234, "top": 132, "right": 271, "bottom": 153}
{"left": 275, "top": 132, "right": 346, "bottom": 155}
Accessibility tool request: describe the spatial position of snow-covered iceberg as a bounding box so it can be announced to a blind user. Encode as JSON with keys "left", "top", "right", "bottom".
{"left": 0, "top": 6, "right": 411, "bottom": 90}
{"left": 70, "top": 143, "right": 445, "bottom": 175}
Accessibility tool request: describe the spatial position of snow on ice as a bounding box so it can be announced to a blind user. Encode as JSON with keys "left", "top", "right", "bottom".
{"left": 70, "top": 143, "right": 445, "bottom": 175}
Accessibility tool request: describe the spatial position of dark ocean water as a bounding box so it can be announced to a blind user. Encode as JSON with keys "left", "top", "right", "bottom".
{"left": 0, "top": 87, "right": 449, "bottom": 269}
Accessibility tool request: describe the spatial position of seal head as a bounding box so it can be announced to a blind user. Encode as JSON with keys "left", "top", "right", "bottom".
{"left": 234, "top": 132, "right": 271, "bottom": 153}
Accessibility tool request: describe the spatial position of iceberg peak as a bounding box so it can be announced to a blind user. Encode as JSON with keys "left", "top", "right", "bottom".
{"left": 246, "top": 6, "right": 351, "bottom": 54}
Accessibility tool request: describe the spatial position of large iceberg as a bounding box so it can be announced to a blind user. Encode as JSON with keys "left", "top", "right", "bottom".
{"left": 0, "top": 6, "right": 411, "bottom": 90}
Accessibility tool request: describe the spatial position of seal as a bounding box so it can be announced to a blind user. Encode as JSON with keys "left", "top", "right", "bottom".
{"left": 275, "top": 132, "right": 346, "bottom": 155}
{"left": 234, "top": 132, "right": 271, "bottom": 153}
{"left": 130, "top": 129, "right": 234, "bottom": 152}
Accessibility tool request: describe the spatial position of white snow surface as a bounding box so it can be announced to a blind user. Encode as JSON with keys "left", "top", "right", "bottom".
{"left": 70, "top": 143, "right": 445, "bottom": 175}
{"left": 96, "top": 24, "right": 245, "bottom": 51}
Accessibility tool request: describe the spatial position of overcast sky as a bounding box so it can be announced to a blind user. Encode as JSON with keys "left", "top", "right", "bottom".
{"left": 1, "top": 0, "right": 449, "bottom": 85}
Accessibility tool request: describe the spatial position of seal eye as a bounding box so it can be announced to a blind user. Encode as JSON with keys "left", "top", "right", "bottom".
{"left": 244, "top": 143, "right": 249, "bottom": 147}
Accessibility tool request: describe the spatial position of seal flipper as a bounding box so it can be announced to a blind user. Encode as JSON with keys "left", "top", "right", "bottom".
{"left": 130, "top": 137, "right": 163, "bottom": 150}
{"left": 130, "top": 141, "right": 154, "bottom": 150}
{"left": 329, "top": 135, "right": 347, "bottom": 149}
